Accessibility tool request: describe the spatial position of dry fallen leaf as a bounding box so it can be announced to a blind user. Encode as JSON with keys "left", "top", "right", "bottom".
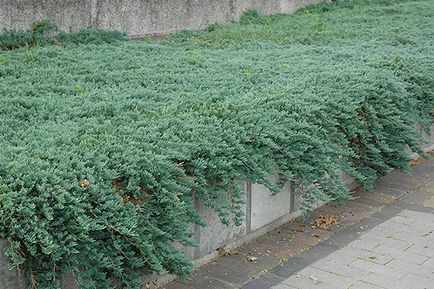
{"left": 79, "top": 179, "right": 91, "bottom": 188}
{"left": 311, "top": 214, "right": 339, "bottom": 229}
{"left": 410, "top": 157, "right": 423, "bottom": 167}
{"left": 217, "top": 247, "right": 241, "bottom": 256}
{"left": 243, "top": 255, "right": 258, "bottom": 263}
{"left": 309, "top": 275, "right": 322, "bottom": 284}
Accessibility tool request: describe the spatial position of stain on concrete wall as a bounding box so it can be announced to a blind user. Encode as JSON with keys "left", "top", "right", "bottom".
{"left": 0, "top": 0, "right": 325, "bottom": 37}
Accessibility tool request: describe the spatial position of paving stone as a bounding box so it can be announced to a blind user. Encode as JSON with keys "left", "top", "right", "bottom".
{"left": 399, "top": 273, "right": 434, "bottom": 289}
{"left": 353, "top": 190, "right": 397, "bottom": 205}
{"left": 422, "top": 198, "right": 434, "bottom": 208}
{"left": 323, "top": 227, "right": 361, "bottom": 248}
{"left": 360, "top": 272, "right": 405, "bottom": 289}
{"left": 410, "top": 160, "right": 434, "bottom": 176}
{"left": 374, "top": 186, "right": 406, "bottom": 197}
{"left": 385, "top": 258, "right": 434, "bottom": 279}
{"left": 341, "top": 215, "right": 385, "bottom": 235}
{"left": 311, "top": 262, "right": 370, "bottom": 279}
{"left": 376, "top": 171, "right": 428, "bottom": 188}
{"left": 349, "top": 281, "right": 383, "bottom": 289}
{"left": 291, "top": 266, "right": 354, "bottom": 288}
{"left": 279, "top": 272, "right": 342, "bottom": 289}
{"left": 371, "top": 245, "right": 429, "bottom": 265}
{"left": 377, "top": 217, "right": 433, "bottom": 237}
{"left": 163, "top": 281, "right": 194, "bottom": 289}
{"left": 347, "top": 239, "right": 380, "bottom": 251}
{"left": 370, "top": 204, "right": 402, "bottom": 220}
{"left": 188, "top": 252, "right": 276, "bottom": 286}
{"left": 240, "top": 273, "right": 285, "bottom": 289}
{"left": 272, "top": 253, "right": 321, "bottom": 278}
{"left": 392, "top": 200, "right": 434, "bottom": 213}
{"left": 406, "top": 242, "right": 434, "bottom": 258}
{"left": 331, "top": 245, "right": 373, "bottom": 260}
{"left": 178, "top": 276, "right": 235, "bottom": 289}
{"left": 391, "top": 230, "right": 434, "bottom": 243}
{"left": 388, "top": 214, "right": 418, "bottom": 225}
{"left": 348, "top": 259, "right": 407, "bottom": 279}
{"left": 307, "top": 250, "right": 371, "bottom": 278}
{"left": 325, "top": 245, "right": 394, "bottom": 266}
{"left": 357, "top": 233, "right": 413, "bottom": 251}
{"left": 400, "top": 191, "right": 433, "bottom": 205}
{"left": 271, "top": 284, "right": 297, "bottom": 289}
{"left": 241, "top": 220, "right": 303, "bottom": 262}
{"left": 350, "top": 195, "right": 385, "bottom": 208}
{"left": 421, "top": 257, "right": 434, "bottom": 268}
{"left": 372, "top": 220, "right": 410, "bottom": 234}
{"left": 399, "top": 210, "right": 434, "bottom": 224}
{"left": 332, "top": 200, "right": 376, "bottom": 228}
{"left": 311, "top": 250, "right": 361, "bottom": 267}
{"left": 369, "top": 223, "right": 407, "bottom": 238}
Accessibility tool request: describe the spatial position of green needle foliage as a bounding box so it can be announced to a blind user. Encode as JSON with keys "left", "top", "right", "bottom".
{"left": 0, "top": 0, "right": 433, "bottom": 288}
{"left": 0, "top": 20, "right": 126, "bottom": 50}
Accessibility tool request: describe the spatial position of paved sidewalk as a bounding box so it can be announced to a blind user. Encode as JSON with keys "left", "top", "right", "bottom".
{"left": 273, "top": 209, "right": 434, "bottom": 289}
{"left": 165, "top": 159, "right": 434, "bottom": 289}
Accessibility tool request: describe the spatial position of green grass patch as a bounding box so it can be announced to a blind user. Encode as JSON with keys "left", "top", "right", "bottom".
{"left": 0, "top": 0, "right": 433, "bottom": 288}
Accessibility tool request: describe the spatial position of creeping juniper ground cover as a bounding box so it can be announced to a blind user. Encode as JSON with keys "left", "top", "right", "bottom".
{"left": 0, "top": 0, "right": 433, "bottom": 288}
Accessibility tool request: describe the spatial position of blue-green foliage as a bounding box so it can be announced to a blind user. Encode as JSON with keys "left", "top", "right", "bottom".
{"left": 0, "top": 0, "right": 433, "bottom": 288}
{"left": 0, "top": 20, "right": 126, "bottom": 50}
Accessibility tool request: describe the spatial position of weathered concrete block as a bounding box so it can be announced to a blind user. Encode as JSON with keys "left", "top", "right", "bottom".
{"left": 0, "top": 241, "right": 27, "bottom": 289}
{"left": 250, "top": 175, "right": 291, "bottom": 231}
{"left": 61, "top": 272, "right": 79, "bottom": 289}
{"left": 196, "top": 184, "right": 247, "bottom": 257}
{"left": 173, "top": 223, "right": 196, "bottom": 260}
{"left": 280, "top": 0, "right": 328, "bottom": 13}
{"left": 341, "top": 171, "right": 358, "bottom": 190}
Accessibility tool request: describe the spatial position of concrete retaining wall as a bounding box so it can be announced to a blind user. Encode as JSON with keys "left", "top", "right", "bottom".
{"left": 0, "top": 0, "right": 325, "bottom": 37}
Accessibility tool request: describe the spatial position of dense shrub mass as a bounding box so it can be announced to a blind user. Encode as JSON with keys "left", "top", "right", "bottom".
{"left": 0, "top": 0, "right": 433, "bottom": 288}
{"left": 0, "top": 20, "right": 126, "bottom": 50}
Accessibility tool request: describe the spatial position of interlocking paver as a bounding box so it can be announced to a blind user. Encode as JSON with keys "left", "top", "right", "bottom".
{"left": 348, "top": 258, "right": 407, "bottom": 279}
{"left": 406, "top": 242, "right": 434, "bottom": 258}
{"left": 310, "top": 252, "right": 371, "bottom": 278}
{"left": 386, "top": 258, "right": 434, "bottom": 279}
{"left": 348, "top": 281, "right": 383, "bottom": 289}
{"left": 399, "top": 210, "right": 434, "bottom": 223}
{"left": 279, "top": 273, "right": 345, "bottom": 289}
{"left": 389, "top": 215, "right": 418, "bottom": 225}
{"left": 421, "top": 258, "right": 434, "bottom": 269}
{"left": 311, "top": 263, "right": 370, "bottom": 279}
{"left": 293, "top": 266, "right": 354, "bottom": 288}
{"left": 399, "top": 273, "right": 434, "bottom": 289}
{"left": 357, "top": 233, "right": 413, "bottom": 251}
{"left": 371, "top": 245, "right": 429, "bottom": 264}
{"left": 271, "top": 284, "right": 297, "bottom": 289}
{"left": 279, "top": 210, "right": 434, "bottom": 288}
{"left": 360, "top": 272, "right": 405, "bottom": 289}
{"left": 347, "top": 239, "right": 380, "bottom": 251}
